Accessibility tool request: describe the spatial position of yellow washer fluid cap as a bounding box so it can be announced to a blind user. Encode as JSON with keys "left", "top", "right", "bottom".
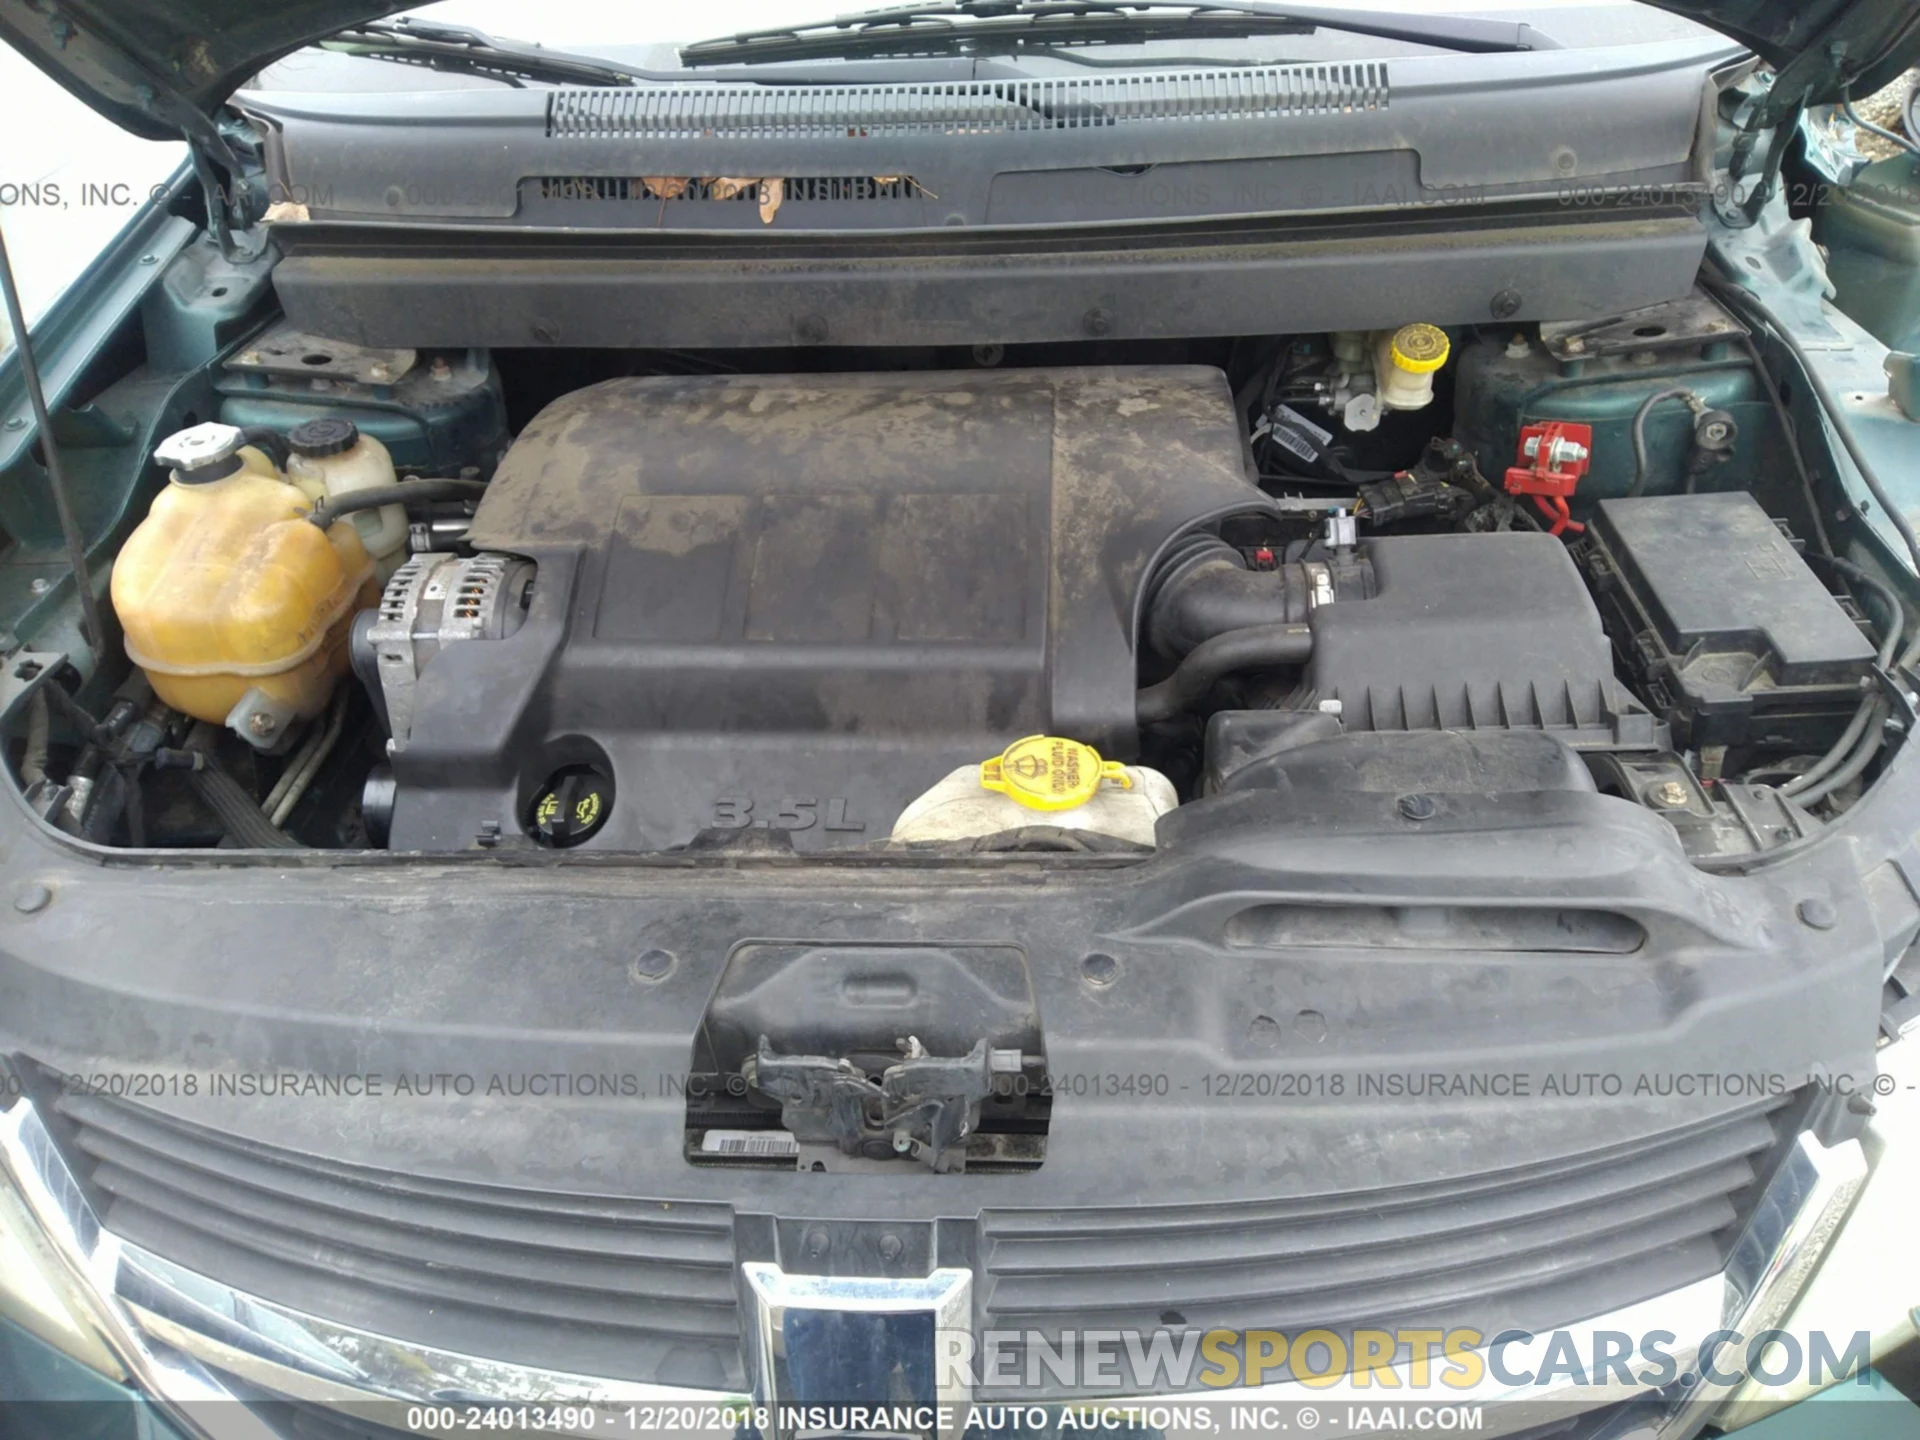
{"left": 979, "top": 735, "right": 1132, "bottom": 812}
{"left": 1389, "top": 323, "right": 1451, "bottom": 374}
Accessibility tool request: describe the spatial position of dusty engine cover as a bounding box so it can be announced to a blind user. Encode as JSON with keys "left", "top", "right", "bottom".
{"left": 375, "top": 366, "right": 1266, "bottom": 852}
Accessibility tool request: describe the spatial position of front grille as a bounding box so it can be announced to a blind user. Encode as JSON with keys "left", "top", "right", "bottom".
{"left": 978, "top": 1099, "right": 1789, "bottom": 1358}
{"left": 50, "top": 1090, "right": 743, "bottom": 1387}
{"left": 45, "top": 1084, "right": 1790, "bottom": 1400}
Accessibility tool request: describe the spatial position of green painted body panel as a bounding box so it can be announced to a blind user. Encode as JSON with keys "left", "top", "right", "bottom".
{"left": 1819, "top": 153, "right": 1920, "bottom": 357}
{"left": 1453, "top": 332, "right": 1764, "bottom": 507}
{"left": 0, "top": 1315, "right": 188, "bottom": 1436}
{"left": 213, "top": 355, "right": 508, "bottom": 477}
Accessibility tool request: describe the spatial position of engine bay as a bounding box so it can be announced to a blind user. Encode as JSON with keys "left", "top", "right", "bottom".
{"left": 7, "top": 296, "right": 1907, "bottom": 868}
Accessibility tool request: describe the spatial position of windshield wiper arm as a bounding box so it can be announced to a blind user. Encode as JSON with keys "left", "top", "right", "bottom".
{"left": 680, "top": 0, "right": 1555, "bottom": 67}
{"left": 322, "top": 18, "right": 643, "bottom": 87}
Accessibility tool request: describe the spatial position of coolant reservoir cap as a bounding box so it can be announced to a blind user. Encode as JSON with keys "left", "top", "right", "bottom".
{"left": 153, "top": 421, "right": 245, "bottom": 476}
{"left": 1389, "top": 323, "right": 1451, "bottom": 374}
{"left": 287, "top": 417, "right": 359, "bottom": 458}
{"left": 979, "top": 735, "right": 1131, "bottom": 812}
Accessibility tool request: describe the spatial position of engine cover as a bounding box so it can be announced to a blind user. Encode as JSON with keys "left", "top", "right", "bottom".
{"left": 372, "top": 366, "right": 1266, "bottom": 851}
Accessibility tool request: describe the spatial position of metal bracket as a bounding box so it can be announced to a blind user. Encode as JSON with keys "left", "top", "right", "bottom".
{"left": 226, "top": 322, "right": 418, "bottom": 388}
{"left": 1540, "top": 291, "right": 1748, "bottom": 362}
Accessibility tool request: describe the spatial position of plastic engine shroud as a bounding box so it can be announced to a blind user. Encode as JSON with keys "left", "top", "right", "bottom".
{"left": 375, "top": 366, "right": 1271, "bottom": 852}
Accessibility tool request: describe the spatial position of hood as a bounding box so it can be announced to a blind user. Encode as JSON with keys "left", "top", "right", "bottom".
{"left": 0, "top": 1, "right": 402, "bottom": 141}
{"left": 1643, "top": 0, "right": 1920, "bottom": 105}
{"left": 2, "top": 0, "right": 1916, "bottom": 142}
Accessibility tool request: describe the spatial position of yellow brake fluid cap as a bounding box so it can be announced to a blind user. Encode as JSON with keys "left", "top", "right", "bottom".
{"left": 1389, "top": 323, "right": 1451, "bottom": 375}
{"left": 980, "top": 735, "right": 1132, "bottom": 812}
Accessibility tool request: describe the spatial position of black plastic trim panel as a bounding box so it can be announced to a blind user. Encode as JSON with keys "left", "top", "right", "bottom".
{"left": 270, "top": 207, "right": 1708, "bottom": 349}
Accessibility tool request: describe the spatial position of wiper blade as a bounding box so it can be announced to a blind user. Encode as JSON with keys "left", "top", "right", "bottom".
{"left": 322, "top": 18, "right": 642, "bottom": 88}
{"left": 680, "top": 0, "right": 1555, "bottom": 68}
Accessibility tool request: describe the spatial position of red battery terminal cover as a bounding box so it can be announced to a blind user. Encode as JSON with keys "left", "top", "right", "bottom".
{"left": 1504, "top": 421, "right": 1593, "bottom": 537}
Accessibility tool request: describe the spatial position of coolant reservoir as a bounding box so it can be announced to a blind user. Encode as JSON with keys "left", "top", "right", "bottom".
{"left": 283, "top": 418, "right": 407, "bottom": 581}
{"left": 111, "top": 422, "right": 378, "bottom": 747}
{"left": 891, "top": 735, "right": 1178, "bottom": 847}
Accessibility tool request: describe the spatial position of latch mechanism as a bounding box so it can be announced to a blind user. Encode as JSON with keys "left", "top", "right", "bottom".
{"left": 742, "top": 1035, "right": 1015, "bottom": 1172}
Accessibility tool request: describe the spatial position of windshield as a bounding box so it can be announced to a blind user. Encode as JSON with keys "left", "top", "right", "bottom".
{"left": 254, "top": 0, "right": 1724, "bottom": 90}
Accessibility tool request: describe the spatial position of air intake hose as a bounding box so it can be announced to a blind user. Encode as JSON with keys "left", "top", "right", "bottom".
{"left": 1137, "top": 623, "right": 1314, "bottom": 725}
{"left": 1144, "top": 534, "right": 1372, "bottom": 659}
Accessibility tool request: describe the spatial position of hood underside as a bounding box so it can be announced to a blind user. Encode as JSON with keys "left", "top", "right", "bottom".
{"left": 0, "top": 0, "right": 1915, "bottom": 143}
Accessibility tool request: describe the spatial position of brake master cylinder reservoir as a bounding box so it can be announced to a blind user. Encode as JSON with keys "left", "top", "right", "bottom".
{"left": 283, "top": 418, "right": 407, "bottom": 582}
{"left": 111, "top": 422, "right": 378, "bottom": 748}
{"left": 891, "top": 735, "right": 1177, "bottom": 847}
{"left": 1374, "top": 322, "right": 1451, "bottom": 413}
{"left": 1326, "top": 323, "right": 1449, "bottom": 431}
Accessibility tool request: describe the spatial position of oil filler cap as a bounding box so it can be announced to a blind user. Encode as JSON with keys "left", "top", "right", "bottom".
{"left": 528, "top": 764, "right": 614, "bottom": 847}
{"left": 979, "top": 735, "right": 1131, "bottom": 812}
{"left": 1388, "top": 323, "right": 1451, "bottom": 374}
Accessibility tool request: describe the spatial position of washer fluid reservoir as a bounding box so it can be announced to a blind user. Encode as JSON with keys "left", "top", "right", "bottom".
{"left": 891, "top": 735, "right": 1178, "bottom": 847}
{"left": 283, "top": 418, "right": 407, "bottom": 582}
{"left": 111, "top": 422, "right": 377, "bottom": 747}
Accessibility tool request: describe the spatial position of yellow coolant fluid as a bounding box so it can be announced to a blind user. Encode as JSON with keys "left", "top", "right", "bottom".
{"left": 111, "top": 423, "right": 377, "bottom": 740}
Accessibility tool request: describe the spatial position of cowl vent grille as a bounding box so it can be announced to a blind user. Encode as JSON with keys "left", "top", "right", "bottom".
{"left": 546, "top": 64, "right": 1389, "bottom": 138}
{"left": 536, "top": 175, "right": 928, "bottom": 203}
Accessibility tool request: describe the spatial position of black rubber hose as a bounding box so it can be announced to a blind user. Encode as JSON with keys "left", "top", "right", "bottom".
{"left": 1845, "top": 94, "right": 1920, "bottom": 157}
{"left": 1774, "top": 555, "right": 1905, "bottom": 800}
{"left": 1137, "top": 623, "right": 1313, "bottom": 725}
{"left": 238, "top": 426, "right": 291, "bottom": 471}
{"left": 1146, "top": 537, "right": 1307, "bottom": 657}
{"left": 36, "top": 679, "right": 98, "bottom": 737}
{"left": 1704, "top": 274, "right": 1920, "bottom": 576}
{"left": 1626, "top": 388, "right": 1697, "bottom": 497}
{"left": 308, "top": 479, "right": 488, "bottom": 532}
{"left": 1791, "top": 696, "right": 1892, "bottom": 807}
{"left": 1781, "top": 688, "right": 1881, "bottom": 798}
{"left": 1806, "top": 553, "right": 1908, "bottom": 667}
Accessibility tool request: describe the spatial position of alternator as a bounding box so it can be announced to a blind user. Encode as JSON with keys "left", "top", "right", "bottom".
{"left": 355, "top": 553, "right": 533, "bottom": 751}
